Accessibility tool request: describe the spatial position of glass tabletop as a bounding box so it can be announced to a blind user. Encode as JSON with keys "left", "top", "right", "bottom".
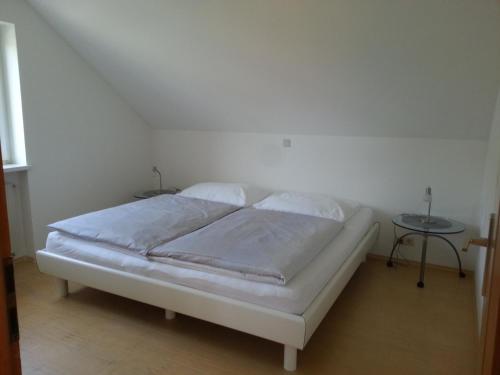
{"left": 392, "top": 214, "right": 465, "bottom": 234}
{"left": 133, "top": 189, "right": 177, "bottom": 199}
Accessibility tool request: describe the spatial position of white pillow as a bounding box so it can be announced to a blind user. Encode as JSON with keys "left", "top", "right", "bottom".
{"left": 253, "top": 191, "right": 360, "bottom": 222}
{"left": 179, "top": 182, "right": 270, "bottom": 207}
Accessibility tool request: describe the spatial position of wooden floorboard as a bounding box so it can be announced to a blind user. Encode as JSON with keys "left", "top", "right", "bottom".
{"left": 15, "top": 258, "right": 477, "bottom": 374}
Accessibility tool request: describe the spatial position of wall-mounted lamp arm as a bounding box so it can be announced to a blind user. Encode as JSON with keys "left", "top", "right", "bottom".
{"left": 152, "top": 166, "right": 162, "bottom": 191}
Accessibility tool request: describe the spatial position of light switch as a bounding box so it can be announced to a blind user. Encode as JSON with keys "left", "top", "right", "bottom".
{"left": 283, "top": 138, "right": 292, "bottom": 148}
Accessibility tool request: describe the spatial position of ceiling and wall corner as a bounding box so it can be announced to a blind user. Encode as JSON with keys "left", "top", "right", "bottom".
{"left": 26, "top": 0, "right": 500, "bottom": 140}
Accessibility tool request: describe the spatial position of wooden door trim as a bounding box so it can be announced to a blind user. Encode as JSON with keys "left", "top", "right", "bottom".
{"left": 481, "top": 203, "right": 500, "bottom": 374}
{"left": 0, "top": 150, "right": 21, "bottom": 374}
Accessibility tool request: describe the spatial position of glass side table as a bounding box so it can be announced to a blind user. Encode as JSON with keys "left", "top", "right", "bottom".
{"left": 133, "top": 188, "right": 179, "bottom": 199}
{"left": 386, "top": 214, "right": 466, "bottom": 288}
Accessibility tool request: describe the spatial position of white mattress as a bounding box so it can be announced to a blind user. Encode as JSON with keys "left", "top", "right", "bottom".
{"left": 44, "top": 207, "right": 374, "bottom": 315}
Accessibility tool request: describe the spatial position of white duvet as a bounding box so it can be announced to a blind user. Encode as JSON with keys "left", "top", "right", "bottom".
{"left": 49, "top": 195, "right": 238, "bottom": 254}
{"left": 149, "top": 208, "right": 344, "bottom": 285}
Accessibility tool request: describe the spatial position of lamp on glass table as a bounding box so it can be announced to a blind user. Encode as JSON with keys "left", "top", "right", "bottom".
{"left": 423, "top": 186, "right": 433, "bottom": 224}
{"left": 153, "top": 166, "right": 163, "bottom": 191}
{"left": 149, "top": 166, "right": 177, "bottom": 196}
{"left": 133, "top": 167, "right": 178, "bottom": 199}
{"left": 386, "top": 186, "right": 467, "bottom": 287}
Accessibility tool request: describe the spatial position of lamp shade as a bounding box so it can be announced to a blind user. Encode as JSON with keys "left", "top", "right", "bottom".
{"left": 423, "top": 186, "right": 432, "bottom": 203}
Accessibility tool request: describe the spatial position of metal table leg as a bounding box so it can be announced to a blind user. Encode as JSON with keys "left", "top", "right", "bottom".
{"left": 417, "top": 234, "right": 428, "bottom": 288}
{"left": 387, "top": 229, "right": 466, "bottom": 287}
{"left": 428, "top": 234, "right": 466, "bottom": 278}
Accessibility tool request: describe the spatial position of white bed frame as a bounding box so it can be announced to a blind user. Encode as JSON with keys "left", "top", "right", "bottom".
{"left": 36, "top": 223, "right": 379, "bottom": 371}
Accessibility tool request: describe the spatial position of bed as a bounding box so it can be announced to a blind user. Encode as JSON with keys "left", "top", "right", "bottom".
{"left": 35, "top": 185, "right": 379, "bottom": 371}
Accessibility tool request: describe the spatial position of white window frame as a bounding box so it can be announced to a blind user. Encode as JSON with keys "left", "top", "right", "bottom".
{"left": 0, "top": 43, "right": 13, "bottom": 164}
{"left": 0, "top": 21, "right": 27, "bottom": 168}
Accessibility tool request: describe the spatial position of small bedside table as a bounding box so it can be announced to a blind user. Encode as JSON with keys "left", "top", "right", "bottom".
{"left": 133, "top": 188, "right": 179, "bottom": 199}
{"left": 386, "top": 214, "right": 466, "bottom": 288}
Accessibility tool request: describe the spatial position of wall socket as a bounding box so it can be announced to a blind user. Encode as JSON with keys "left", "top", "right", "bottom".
{"left": 399, "top": 237, "right": 415, "bottom": 247}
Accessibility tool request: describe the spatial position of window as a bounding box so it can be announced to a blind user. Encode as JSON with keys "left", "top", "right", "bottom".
{"left": 0, "top": 51, "right": 12, "bottom": 163}
{"left": 0, "top": 21, "right": 26, "bottom": 167}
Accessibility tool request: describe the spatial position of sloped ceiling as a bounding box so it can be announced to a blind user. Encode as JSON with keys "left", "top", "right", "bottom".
{"left": 27, "top": 0, "right": 500, "bottom": 139}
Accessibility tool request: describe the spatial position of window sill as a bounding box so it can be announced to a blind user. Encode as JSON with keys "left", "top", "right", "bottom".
{"left": 3, "top": 164, "right": 30, "bottom": 173}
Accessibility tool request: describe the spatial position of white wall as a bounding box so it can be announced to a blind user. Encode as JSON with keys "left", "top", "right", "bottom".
{"left": 475, "top": 91, "right": 500, "bottom": 329}
{"left": 153, "top": 129, "right": 485, "bottom": 270}
{"left": 0, "top": 0, "right": 152, "bottom": 252}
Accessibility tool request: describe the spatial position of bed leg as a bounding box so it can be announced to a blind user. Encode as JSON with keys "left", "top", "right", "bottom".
{"left": 164, "top": 309, "right": 176, "bottom": 320}
{"left": 284, "top": 345, "right": 297, "bottom": 371}
{"left": 55, "top": 278, "right": 68, "bottom": 298}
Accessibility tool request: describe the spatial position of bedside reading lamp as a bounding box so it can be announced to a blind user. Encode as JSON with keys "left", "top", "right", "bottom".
{"left": 153, "top": 166, "right": 163, "bottom": 191}
{"left": 133, "top": 167, "right": 178, "bottom": 199}
{"left": 424, "top": 186, "right": 432, "bottom": 223}
{"left": 151, "top": 166, "right": 178, "bottom": 194}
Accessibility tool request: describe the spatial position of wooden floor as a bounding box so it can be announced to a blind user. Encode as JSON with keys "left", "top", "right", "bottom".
{"left": 15, "top": 258, "right": 477, "bottom": 375}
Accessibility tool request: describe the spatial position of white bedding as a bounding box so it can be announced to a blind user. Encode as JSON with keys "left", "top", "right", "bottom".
{"left": 179, "top": 182, "right": 270, "bottom": 207}
{"left": 149, "top": 208, "right": 344, "bottom": 285}
{"left": 253, "top": 191, "right": 360, "bottom": 222}
{"left": 48, "top": 195, "right": 238, "bottom": 254}
{"left": 44, "top": 207, "right": 374, "bottom": 315}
